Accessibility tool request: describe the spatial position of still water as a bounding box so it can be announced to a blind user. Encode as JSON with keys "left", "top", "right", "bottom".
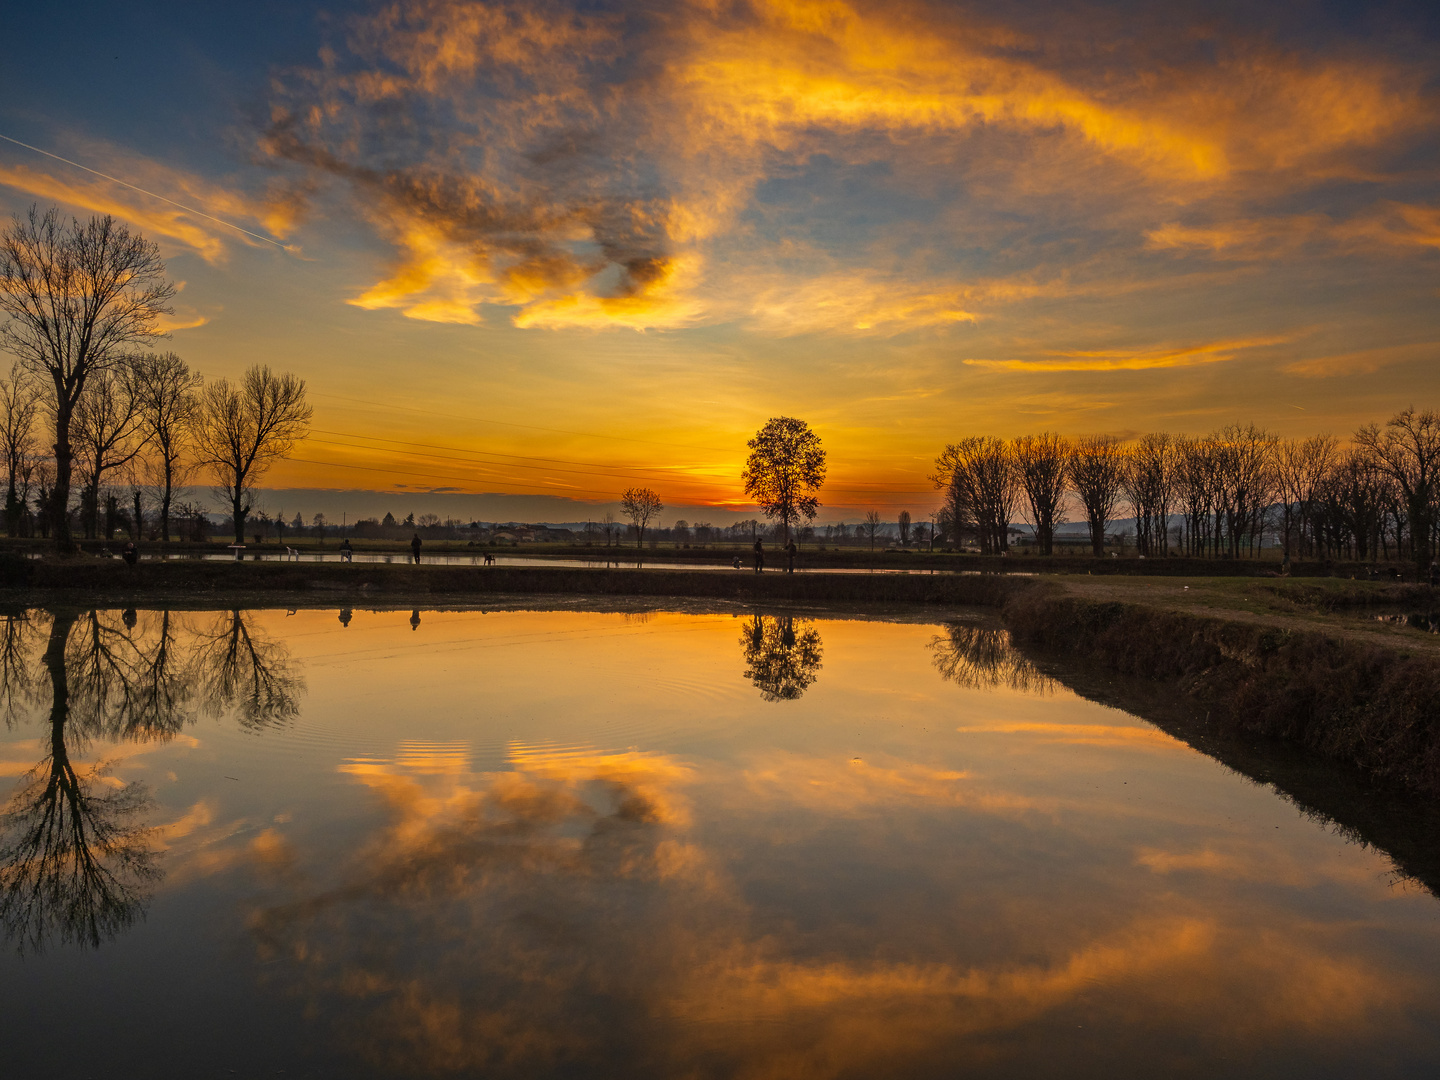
{"left": 1, "top": 606, "right": 1437, "bottom": 1078}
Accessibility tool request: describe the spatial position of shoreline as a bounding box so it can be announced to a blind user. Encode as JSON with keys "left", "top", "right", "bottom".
{"left": 5, "top": 556, "right": 1438, "bottom": 798}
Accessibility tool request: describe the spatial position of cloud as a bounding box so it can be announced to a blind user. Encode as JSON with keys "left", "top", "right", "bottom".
{"left": 964, "top": 334, "right": 1294, "bottom": 372}
{"left": 259, "top": 0, "right": 1440, "bottom": 335}
{"left": 0, "top": 138, "right": 303, "bottom": 263}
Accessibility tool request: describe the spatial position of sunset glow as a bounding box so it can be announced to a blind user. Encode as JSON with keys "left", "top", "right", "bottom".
{"left": 2, "top": 0, "right": 1437, "bottom": 521}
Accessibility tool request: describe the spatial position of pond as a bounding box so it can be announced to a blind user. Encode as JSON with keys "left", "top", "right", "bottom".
{"left": 1, "top": 605, "right": 1437, "bottom": 1078}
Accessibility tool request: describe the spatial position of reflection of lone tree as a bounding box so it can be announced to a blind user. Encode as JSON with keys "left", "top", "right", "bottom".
{"left": 742, "top": 417, "right": 826, "bottom": 545}
{"left": 0, "top": 612, "right": 159, "bottom": 952}
{"left": 620, "top": 487, "right": 663, "bottom": 549}
{"left": 192, "top": 610, "right": 304, "bottom": 730}
{"left": 928, "top": 623, "right": 1052, "bottom": 694}
{"left": 741, "top": 615, "right": 824, "bottom": 701}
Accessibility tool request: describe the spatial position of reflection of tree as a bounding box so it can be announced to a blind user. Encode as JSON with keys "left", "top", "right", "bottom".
{"left": 0, "top": 611, "right": 42, "bottom": 728}
{"left": 928, "top": 624, "right": 1053, "bottom": 694}
{"left": 0, "top": 611, "right": 159, "bottom": 952}
{"left": 741, "top": 615, "right": 823, "bottom": 701}
{"left": 64, "top": 610, "right": 198, "bottom": 740}
{"left": 0, "top": 606, "right": 305, "bottom": 951}
{"left": 191, "top": 610, "right": 304, "bottom": 730}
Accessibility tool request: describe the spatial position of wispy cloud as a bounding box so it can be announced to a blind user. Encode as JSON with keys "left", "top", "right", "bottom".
{"left": 258, "top": 0, "right": 1439, "bottom": 334}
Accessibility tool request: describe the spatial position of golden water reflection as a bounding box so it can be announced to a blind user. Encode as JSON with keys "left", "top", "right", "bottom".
{"left": 0, "top": 607, "right": 1437, "bottom": 1077}
{"left": 244, "top": 737, "right": 1427, "bottom": 1078}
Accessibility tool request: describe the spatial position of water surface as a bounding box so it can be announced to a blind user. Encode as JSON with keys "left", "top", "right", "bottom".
{"left": 1, "top": 606, "right": 1437, "bottom": 1078}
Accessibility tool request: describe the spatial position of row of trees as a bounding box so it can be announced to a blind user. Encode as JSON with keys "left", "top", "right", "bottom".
{"left": 932, "top": 410, "right": 1440, "bottom": 563}
{"left": 0, "top": 207, "right": 311, "bottom": 547}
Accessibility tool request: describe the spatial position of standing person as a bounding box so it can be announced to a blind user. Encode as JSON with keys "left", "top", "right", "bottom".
{"left": 411, "top": 533, "right": 422, "bottom": 564}
{"left": 340, "top": 537, "right": 353, "bottom": 563}
{"left": 752, "top": 536, "right": 764, "bottom": 574}
{"left": 785, "top": 537, "right": 797, "bottom": 573}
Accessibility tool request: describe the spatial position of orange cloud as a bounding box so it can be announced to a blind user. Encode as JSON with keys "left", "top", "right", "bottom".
{"left": 965, "top": 334, "right": 1294, "bottom": 372}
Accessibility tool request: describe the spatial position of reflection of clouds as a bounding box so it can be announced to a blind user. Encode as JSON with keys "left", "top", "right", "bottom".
{"left": 743, "top": 752, "right": 1041, "bottom": 816}
{"left": 956, "top": 721, "right": 1181, "bottom": 752}
{"left": 240, "top": 740, "right": 1412, "bottom": 1077}
{"left": 1135, "top": 841, "right": 1389, "bottom": 891}
{"left": 929, "top": 623, "right": 1053, "bottom": 694}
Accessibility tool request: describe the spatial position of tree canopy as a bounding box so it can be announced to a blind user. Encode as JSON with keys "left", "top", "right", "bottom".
{"left": 742, "top": 417, "right": 826, "bottom": 544}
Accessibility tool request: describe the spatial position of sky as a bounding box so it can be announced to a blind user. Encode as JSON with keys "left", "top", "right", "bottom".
{"left": 2, "top": 0, "right": 1439, "bottom": 524}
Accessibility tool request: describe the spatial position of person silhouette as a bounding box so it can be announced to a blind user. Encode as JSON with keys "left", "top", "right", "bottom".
{"left": 753, "top": 536, "right": 764, "bottom": 574}
{"left": 785, "top": 538, "right": 797, "bottom": 574}
{"left": 339, "top": 608, "right": 353, "bottom": 627}
{"left": 411, "top": 533, "right": 422, "bottom": 564}
{"left": 122, "top": 608, "right": 138, "bottom": 629}
{"left": 122, "top": 541, "right": 138, "bottom": 567}
{"left": 340, "top": 538, "right": 353, "bottom": 563}
{"left": 410, "top": 609, "right": 421, "bottom": 631}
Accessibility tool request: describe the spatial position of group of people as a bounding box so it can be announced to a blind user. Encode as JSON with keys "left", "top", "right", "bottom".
{"left": 743, "top": 536, "right": 799, "bottom": 574}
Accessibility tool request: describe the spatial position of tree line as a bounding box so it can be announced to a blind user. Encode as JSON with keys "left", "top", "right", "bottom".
{"left": 932, "top": 411, "right": 1440, "bottom": 564}
{"left": 0, "top": 207, "right": 311, "bottom": 548}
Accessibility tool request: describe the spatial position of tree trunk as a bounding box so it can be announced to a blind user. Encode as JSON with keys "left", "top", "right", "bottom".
{"left": 160, "top": 456, "right": 173, "bottom": 542}
{"left": 232, "top": 491, "right": 247, "bottom": 545}
{"left": 50, "top": 403, "right": 74, "bottom": 550}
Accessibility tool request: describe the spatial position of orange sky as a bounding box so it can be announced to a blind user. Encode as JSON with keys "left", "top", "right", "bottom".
{"left": 2, "top": 0, "right": 1438, "bottom": 521}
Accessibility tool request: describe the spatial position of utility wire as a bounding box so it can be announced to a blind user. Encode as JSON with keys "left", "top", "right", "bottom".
{"left": 0, "top": 132, "right": 289, "bottom": 250}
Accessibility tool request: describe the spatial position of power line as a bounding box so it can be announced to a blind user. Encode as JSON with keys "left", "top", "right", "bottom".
{"left": 0, "top": 131, "right": 289, "bottom": 250}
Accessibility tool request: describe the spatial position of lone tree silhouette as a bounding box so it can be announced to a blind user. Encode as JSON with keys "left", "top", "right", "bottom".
{"left": 620, "top": 487, "right": 662, "bottom": 548}
{"left": 0, "top": 208, "right": 176, "bottom": 548}
{"left": 742, "top": 417, "right": 826, "bottom": 545}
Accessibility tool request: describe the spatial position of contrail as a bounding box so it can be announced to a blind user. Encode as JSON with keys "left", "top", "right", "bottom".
{"left": 0, "top": 131, "right": 289, "bottom": 250}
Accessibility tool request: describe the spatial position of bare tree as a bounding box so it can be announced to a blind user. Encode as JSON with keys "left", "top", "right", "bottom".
{"left": 73, "top": 366, "right": 148, "bottom": 539}
{"left": 1212, "top": 424, "right": 1276, "bottom": 559}
{"left": 0, "top": 364, "right": 40, "bottom": 537}
{"left": 0, "top": 208, "right": 175, "bottom": 548}
{"left": 193, "top": 366, "right": 312, "bottom": 544}
{"left": 132, "top": 351, "right": 201, "bottom": 542}
{"left": 1355, "top": 408, "right": 1440, "bottom": 565}
{"left": 1124, "top": 433, "right": 1176, "bottom": 557}
{"left": 897, "top": 509, "right": 911, "bottom": 547}
{"left": 1068, "top": 435, "right": 1126, "bottom": 556}
{"left": 932, "top": 438, "right": 1016, "bottom": 554}
{"left": 1274, "top": 435, "right": 1339, "bottom": 562}
{"left": 620, "top": 487, "right": 662, "bottom": 548}
{"left": 863, "top": 509, "right": 883, "bottom": 551}
{"left": 1012, "top": 433, "right": 1069, "bottom": 555}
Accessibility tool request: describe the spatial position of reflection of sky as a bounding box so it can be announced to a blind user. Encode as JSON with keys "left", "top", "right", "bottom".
{"left": 1, "top": 607, "right": 1439, "bottom": 1077}
{"left": 3, "top": 3, "right": 1439, "bottom": 518}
